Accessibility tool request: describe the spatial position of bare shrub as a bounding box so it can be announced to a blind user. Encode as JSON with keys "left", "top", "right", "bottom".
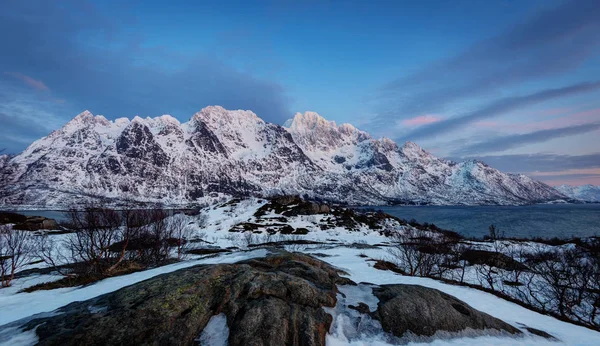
{"left": 0, "top": 224, "right": 35, "bottom": 287}
{"left": 388, "top": 228, "right": 448, "bottom": 277}
{"left": 64, "top": 207, "right": 124, "bottom": 276}
{"left": 168, "top": 214, "right": 194, "bottom": 260}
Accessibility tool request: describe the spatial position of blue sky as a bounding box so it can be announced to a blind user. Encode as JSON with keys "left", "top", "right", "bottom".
{"left": 1, "top": 0, "right": 599, "bottom": 185}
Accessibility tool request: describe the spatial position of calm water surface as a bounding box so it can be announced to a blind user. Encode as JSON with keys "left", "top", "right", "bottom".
{"left": 373, "top": 204, "right": 600, "bottom": 239}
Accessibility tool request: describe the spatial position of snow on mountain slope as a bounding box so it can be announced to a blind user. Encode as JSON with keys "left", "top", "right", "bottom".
{"left": 0, "top": 106, "right": 565, "bottom": 208}
{"left": 284, "top": 112, "right": 564, "bottom": 205}
{"left": 555, "top": 184, "right": 600, "bottom": 202}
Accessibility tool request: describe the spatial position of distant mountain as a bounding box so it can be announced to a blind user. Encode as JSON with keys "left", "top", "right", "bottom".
{"left": 555, "top": 184, "right": 600, "bottom": 202}
{"left": 0, "top": 106, "right": 566, "bottom": 208}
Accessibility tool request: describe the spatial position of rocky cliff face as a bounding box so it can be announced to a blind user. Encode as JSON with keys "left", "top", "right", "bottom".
{"left": 0, "top": 106, "right": 565, "bottom": 207}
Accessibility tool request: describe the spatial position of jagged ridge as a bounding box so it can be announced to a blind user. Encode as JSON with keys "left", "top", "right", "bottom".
{"left": 0, "top": 106, "right": 565, "bottom": 207}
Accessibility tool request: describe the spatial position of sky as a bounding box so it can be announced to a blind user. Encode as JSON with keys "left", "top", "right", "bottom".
{"left": 0, "top": 0, "right": 599, "bottom": 186}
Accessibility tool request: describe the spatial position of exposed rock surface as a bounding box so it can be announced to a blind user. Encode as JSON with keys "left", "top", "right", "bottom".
{"left": 0, "top": 212, "right": 58, "bottom": 230}
{"left": 372, "top": 284, "right": 522, "bottom": 337}
{"left": 24, "top": 252, "right": 350, "bottom": 346}
{"left": 0, "top": 106, "right": 565, "bottom": 207}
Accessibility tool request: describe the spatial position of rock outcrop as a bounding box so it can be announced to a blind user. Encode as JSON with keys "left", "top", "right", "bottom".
{"left": 24, "top": 252, "right": 351, "bottom": 346}
{"left": 17, "top": 253, "right": 526, "bottom": 345}
{"left": 372, "top": 284, "right": 521, "bottom": 337}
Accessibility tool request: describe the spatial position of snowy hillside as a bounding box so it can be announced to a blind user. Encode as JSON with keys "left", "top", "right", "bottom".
{"left": 0, "top": 106, "right": 565, "bottom": 208}
{"left": 555, "top": 184, "right": 600, "bottom": 202}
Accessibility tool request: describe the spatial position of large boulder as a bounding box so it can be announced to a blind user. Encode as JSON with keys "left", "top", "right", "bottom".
{"left": 24, "top": 252, "right": 351, "bottom": 346}
{"left": 372, "top": 284, "right": 521, "bottom": 337}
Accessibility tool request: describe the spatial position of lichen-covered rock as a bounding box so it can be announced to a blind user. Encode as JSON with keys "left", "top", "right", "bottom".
{"left": 372, "top": 284, "right": 521, "bottom": 337}
{"left": 24, "top": 252, "right": 351, "bottom": 346}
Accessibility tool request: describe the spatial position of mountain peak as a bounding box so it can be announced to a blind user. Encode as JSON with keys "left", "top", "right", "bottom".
{"left": 402, "top": 141, "right": 424, "bottom": 152}
{"left": 131, "top": 116, "right": 145, "bottom": 123}
{"left": 192, "top": 105, "right": 261, "bottom": 125}
{"left": 63, "top": 110, "right": 111, "bottom": 129}
{"left": 73, "top": 110, "right": 94, "bottom": 121}
{"left": 285, "top": 111, "right": 337, "bottom": 132}
{"left": 284, "top": 111, "right": 367, "bottom": 138}
{"left": 157, "top": 114, "right": 180, "bottom": 125}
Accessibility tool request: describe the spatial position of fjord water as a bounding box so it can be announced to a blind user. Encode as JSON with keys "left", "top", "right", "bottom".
{"left": 12, "top": 204, "right": 600, "bottom": 239}
{"left": 374, "top": 204, "right": 600, "bottom": 239}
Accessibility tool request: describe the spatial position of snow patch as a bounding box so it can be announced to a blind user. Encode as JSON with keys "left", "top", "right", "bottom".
{"left": 197, "top": 313, "right": 229, "bottom": 346}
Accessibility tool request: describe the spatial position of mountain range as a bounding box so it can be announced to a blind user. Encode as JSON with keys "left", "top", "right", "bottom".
{"left": 555, "top": 184, "right": 600, "bottom": 202}
{"left": 0, "top": 106, "right": 568, "bottom": 208}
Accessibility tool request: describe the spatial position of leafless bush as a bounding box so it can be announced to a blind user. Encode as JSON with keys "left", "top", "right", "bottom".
{"left": 387, "top": 228, "right": 449, "bottom": 277}
{"left": 445, "top": 242, "right": 469, "bottom": 283}
{"left": 40, "top": 206, "right": 200, "bottom": 280}
{"left": 168, "top": 214, "right": 194, "bottom": 260}
{"left": 63, "top": 207, "right": 124, "bottom": 276}
{"left": 36, "top": 232, "right": 70, "bottom": 276}
{"left": 0, "top": 224, "right": 35, "bottom": 287}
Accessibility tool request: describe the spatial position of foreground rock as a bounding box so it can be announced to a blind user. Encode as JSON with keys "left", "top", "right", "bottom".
{"left": 24, "top": 252, "right": 351, "bottom": 346}
{"left": 17, "top": 252, "right": 526, "bottom": 345}
{"left": 372, "top": 284, "right": 522, "bottom": 337}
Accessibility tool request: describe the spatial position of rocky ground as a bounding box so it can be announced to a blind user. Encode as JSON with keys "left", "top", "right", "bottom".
{"left": 11, "top": 252, "right": 524, "bottom": 346}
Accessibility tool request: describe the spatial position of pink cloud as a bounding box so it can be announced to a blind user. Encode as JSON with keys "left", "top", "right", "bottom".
{"left": 402, "top": 114, "right": 443, "bottom": 126}
{"left": 544, "top": 176, "right": 600, "bottom": 186}
{"left": 520, "top": 108, "right": 600, "bottom": 131}
{"left": 4, "top": 72, "right": 50, "bottom": 91}
{"left": 474, "top": 120, "right": 500, "bottom": 128}
{"left": 531, "top": 168, "right": 600, "bottom": 186}
{"left": 530, "top": 107, "right": 572, "bottom": 118}
{"left": 484, "top": 108, "right": 600, "bottom": 133}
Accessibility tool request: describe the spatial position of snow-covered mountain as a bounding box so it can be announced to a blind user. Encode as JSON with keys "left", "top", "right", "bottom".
{"left": 555, "top": 184, "right": 600, "bottom": 202}
{"left": 0, "top": 106, "right": 565, "bottom": 207}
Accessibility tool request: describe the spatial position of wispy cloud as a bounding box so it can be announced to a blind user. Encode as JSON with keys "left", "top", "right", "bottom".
{"left": 455, "top": 123, "right": 600, "bottom": 155}
{"left": 529, "top": 169, "right": 600, "bottom": 186}
{"left": 377, "top": 0, "right": 600, "bottom": 126}
{"left": 450, "top": 153, "right": 600, "bottom": 173}
{"left": 4, "top": 72, "right": 49, "bottom": 91}
{"left": 520, "top": 108, "right": 600, "bottom": 131}
{"left": 401, "top": 114, "right": 442, "bottom": 127}
{"left": 398, "top": 81, "right": 600, "bottom": 142}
